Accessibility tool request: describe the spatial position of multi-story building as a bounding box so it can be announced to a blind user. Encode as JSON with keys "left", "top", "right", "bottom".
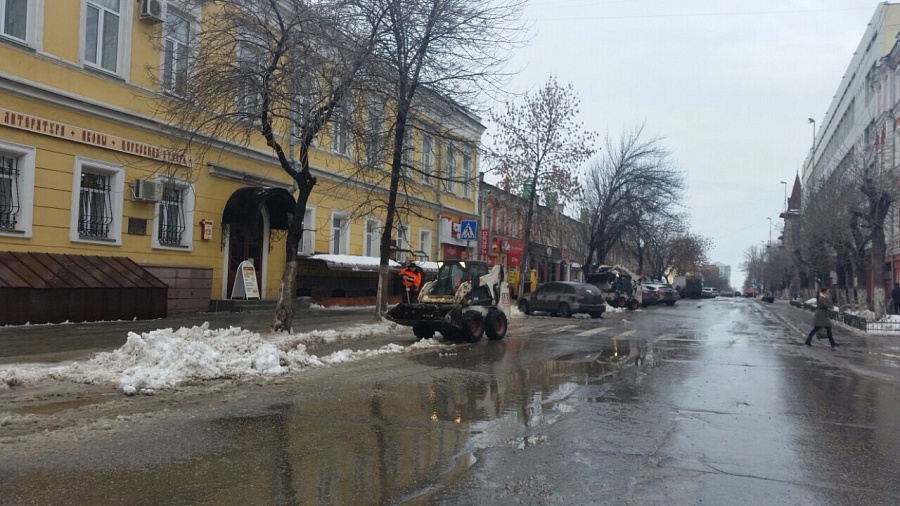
{"left": 802, "top": 2, "right": 900, "bottom": 300}
{"left": 477, "top": 179, "right": 588, "bottom": 295}
{"left": 0, "top": 1, "right": 481, "bottom": 323}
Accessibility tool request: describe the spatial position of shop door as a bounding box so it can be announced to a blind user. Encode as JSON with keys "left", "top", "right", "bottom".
{"left": 228, "top": 223, "right": 264, "bottom": 298}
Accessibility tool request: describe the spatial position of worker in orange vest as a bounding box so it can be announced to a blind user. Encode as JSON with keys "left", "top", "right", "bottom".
{"left": 399, "top": 261, "right": 422, "bottom": 303}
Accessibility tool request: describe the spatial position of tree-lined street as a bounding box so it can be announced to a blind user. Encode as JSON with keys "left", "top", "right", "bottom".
{"left": 2, "top": 299, "right": 898, "bottom": 505}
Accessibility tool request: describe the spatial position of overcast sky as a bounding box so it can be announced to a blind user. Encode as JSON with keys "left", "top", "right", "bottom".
{"left": 486, "top": 0, "right": 885, "bottom": 288}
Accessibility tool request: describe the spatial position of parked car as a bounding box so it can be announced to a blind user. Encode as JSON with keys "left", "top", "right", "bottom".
{"left": 518, "top": 281, "right": 606, "bottom": 318}
{"left": 734, "top": 291, "right": 743, "bottom": 297}
{"left": 643, "top": 282, "right": 678, "bottom": 306}
{"left": 701, "top": 287, "right": 719, "bottom": 298}
{"left": 640, "top": 285, "right": 659, "bottom": 307}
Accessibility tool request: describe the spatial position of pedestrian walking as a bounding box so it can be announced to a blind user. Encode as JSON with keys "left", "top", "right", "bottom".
{"left": 891, "top": 283, "right": 900, "bottom": 314}
{"left": 805, "top": 287, "right": 840, "bottom": 348}
{"left": 398, "top": 261, "right": 422, "bottom": 303}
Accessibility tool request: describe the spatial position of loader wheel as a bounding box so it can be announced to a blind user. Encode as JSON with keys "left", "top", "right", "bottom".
{"left": 557, "top": 303, "right": 572, "bottom": 318}
{"left": 614, "top": 296, "right": 626, "bottom": 308}
{"left": 485, "top": 310, "right": 508, "bottom": 340}
{"left": 461, "top": 311, "right": 485, "bottom": 343}
{"left": 413, "top": 325, "right": 434, "bottom": 340}
{"left": 627, "top": 298, "right": 640, "bottom": 311}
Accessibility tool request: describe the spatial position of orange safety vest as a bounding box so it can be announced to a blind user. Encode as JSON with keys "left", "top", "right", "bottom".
{"left": 399, "top": 267, "right": 421, "bottom": 290}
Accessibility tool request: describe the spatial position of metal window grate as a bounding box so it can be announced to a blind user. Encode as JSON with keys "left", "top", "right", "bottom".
{"left": 158, "top": 184, "right": 186, "bottom": 245}
{"left": 0, "top": 154, "right": 20, "bottom": 229}
{"left": 78, "top": 171, "right": 112, "bottom": 237}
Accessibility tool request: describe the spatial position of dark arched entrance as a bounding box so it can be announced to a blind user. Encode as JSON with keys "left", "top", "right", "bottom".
{"left": 222, "top": 187, "right": 294, "bottom": 298}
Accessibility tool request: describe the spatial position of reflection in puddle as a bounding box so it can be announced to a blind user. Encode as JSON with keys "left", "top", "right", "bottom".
{"left": 3, "top": 341, "right": 650, "bottom": 505}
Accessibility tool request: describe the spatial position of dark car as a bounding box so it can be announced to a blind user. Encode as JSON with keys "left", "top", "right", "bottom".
{"left": 640, "top": 285, "right": 659, "bottom": 307}
{"left": 518, "top": 281, "right": 606, "bottom": 318}
{"left": 643, "top": 282, "right": 678, "bottom": 306}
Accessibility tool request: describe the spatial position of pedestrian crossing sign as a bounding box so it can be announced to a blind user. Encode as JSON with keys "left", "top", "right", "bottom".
{"left": 459, "top": 220, "right": 477, "bottom": 241}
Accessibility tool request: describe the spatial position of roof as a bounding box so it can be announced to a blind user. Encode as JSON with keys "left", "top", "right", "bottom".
{"left": 0, "top": 251, "right": 166, "bottom": 289}
{"left": 305, "top": 254, "right": 439, "bottom": 273}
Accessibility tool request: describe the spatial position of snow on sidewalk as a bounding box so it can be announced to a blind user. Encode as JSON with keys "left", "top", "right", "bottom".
{"left": 1, "top": 321, "right": 448, "bottom": 395}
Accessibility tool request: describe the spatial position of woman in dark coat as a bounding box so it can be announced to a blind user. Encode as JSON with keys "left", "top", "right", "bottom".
{"left": 805, "top": 287, "right": 840, "bottom": 348}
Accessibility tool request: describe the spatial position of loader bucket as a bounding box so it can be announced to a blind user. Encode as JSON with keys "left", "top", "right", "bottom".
{"left": 385, "top": 303, "right": 455, "bottom": 327}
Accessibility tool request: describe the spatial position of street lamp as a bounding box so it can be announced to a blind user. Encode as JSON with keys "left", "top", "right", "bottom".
{"left": 767, "top": 217, "right": 772, "bottom": 247}
{"left": 780, "top": 180, "right": 787, "bottom": 213}
{"left": 807, "top": 118, "right": 816, "bottom": 173}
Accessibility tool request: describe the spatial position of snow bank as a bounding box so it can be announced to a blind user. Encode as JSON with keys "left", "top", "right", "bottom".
{"left": 1, "top": 322, "right": 449, "bottom": 395}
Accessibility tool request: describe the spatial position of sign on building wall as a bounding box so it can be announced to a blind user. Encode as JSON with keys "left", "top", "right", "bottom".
{"left": 0, "top": 108, "right": 191, "bottom": 166}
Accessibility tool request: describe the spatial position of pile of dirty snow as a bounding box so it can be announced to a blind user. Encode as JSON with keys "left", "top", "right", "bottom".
{"left": 2, "top": 322, "right": 446, "bottom": 395}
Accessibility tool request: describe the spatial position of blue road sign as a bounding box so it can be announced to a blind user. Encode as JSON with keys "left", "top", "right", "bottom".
{"left": 459, "top": 220, "right": 477, "bottom": 241}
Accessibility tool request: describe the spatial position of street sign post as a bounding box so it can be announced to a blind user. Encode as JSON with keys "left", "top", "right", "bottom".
{"left": 459, "top": 220, "right": 477, "bottom": 241}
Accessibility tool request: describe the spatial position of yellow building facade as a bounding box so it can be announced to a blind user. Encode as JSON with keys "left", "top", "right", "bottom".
{"left": 0, "top": 0, "right": 482, "bottom": 313}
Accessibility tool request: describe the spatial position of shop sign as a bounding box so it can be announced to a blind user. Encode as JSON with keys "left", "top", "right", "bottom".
{"left": 479, "top": 229, "right": 490, "bottom": 257}
{"left": 1, "top": 108, "right": 191, "bottom": 166}
{"left": 491, "top": 236, "right": 524, "bottom": 267}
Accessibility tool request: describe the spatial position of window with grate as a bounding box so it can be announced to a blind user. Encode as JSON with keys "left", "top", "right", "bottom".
{"left": 0, "top": 154, "right": 19, "bottom": 229}
{"left": 78, "top": 171, "right": 113, "bottom": 237}
{"left": 158, "top": 183, "right": 186, "bottom": 245}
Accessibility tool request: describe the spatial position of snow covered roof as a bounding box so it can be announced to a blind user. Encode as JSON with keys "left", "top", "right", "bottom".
{"left": 306, "top": 254, "right": 439, "bottom": 273}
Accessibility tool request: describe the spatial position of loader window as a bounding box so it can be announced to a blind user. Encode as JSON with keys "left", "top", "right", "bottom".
{"left": 434, "top": 263, "right": 466, "bottom": 295}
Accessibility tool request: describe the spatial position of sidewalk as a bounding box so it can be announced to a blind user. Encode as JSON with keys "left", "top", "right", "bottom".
{"left": 0, "top": 305, "right": 378, "bottom": 365}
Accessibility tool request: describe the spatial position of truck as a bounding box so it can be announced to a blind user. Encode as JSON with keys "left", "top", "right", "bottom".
{"left": 385, "top": 260, "right": 509, "bottom": 342}
{"left": 673, "top": 275, "right": 703, "bottom": 299}
{"left": 585, "top": 264, "right": 643, "bottom": 310}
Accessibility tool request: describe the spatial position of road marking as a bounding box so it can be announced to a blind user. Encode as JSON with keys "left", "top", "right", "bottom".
{"left": 577, "top": 327, "right": 609, "bottom": 337}
{"left": 556, "top": 324, "right": 579, "bottom": 332}
{"left": 613, "top": 330, "right": 636, "bottom": 339}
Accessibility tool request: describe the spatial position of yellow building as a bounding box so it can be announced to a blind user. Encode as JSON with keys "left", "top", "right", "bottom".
{"left": 0, "top": 0, "right": 482, "bottom": 322}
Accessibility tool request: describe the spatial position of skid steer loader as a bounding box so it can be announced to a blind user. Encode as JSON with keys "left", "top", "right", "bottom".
{"left": 385, "top": 260, "right": 509, "bottom": 342}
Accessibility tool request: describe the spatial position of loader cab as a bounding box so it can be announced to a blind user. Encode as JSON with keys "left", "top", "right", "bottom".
{"left": 432, "top": 260, "right": 491, "bottom": 299}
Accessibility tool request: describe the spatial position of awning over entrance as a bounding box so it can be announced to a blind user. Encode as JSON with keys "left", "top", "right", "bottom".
{"left": 222, "top": 187, "right": 295, "bottom": 230}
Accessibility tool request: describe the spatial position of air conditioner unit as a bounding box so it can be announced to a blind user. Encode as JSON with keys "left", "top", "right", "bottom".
{"left": 139, "top": 0, "right": 165, "bottom": 23}
{"left": 133, "top": 179, "right": 164, "bottom": 202}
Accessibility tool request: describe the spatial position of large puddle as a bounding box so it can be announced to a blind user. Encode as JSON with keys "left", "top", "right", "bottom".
{"left": 4, "top": 338, "right": 649, "bottom": 505}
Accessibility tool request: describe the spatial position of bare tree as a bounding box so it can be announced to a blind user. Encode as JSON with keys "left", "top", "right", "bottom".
{"left": 582, "top": 124, "right": 685, "bottom": 271}
{"left": 489, "top": 76, "right": 596, "bottom": 295}
{"left": 636, "top": 214, "right": 709, "bottom": 280}
{"left": 153, "top": 0, "right": 383, "bottom": 331}
{"left": 350, "top": 0, "right": 528, "bottom": 317}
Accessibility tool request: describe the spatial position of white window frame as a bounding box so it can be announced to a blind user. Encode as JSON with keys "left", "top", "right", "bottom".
{"left": 400, "top": 129, "right": 412, "bottom": 178}
{"left": 69, "top": 157, "right": 124, "bottom": 245}
{"left": 151, "top": 176, "right": 194, "bottom": 251}
{"left": 329, "top": 210, "right": 350, "bottom": 255}
{"left": 396, "top": 224, "right": 409, "bottom": 263}
{"left": 81, "top": 0, "right": 131, "bottom": 77}
{"left": 419, "top": 228, "right": 432, "bottom": 261}
{"left": 0, "top": 139, "right": 35, "bottom": 238}
{"left": 0, "top": 0, "right": 43, "bottom": 48}
{"left": 235, "top": 43, "right": 262, "bottom": 123}
{"left": 462, "top": 148, "right": 473, "bottom": 199}
{"left": 298, "top": 205, "right": 316, "bottom": 255}
{"left": 444, "top": 142, "right": 456, "bottom": 193}
{"left": 364, "top": 217, "right": 380, "bottom": 257}
{"left": 332, "top": 89, "right": 352, "bottom": 156}
{"left": 365, "top": 95, "right": 383, "bottom": 167}
{"left": 421, "top": 133, "right": 433, "bottom": 186}
{"left": 160, "top": 6, "right": 195, "bottom": 96}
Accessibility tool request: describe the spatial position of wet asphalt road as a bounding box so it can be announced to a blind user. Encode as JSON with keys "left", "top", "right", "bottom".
{"left": 1, "top": 298, "right": 899, "bottom": 505}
